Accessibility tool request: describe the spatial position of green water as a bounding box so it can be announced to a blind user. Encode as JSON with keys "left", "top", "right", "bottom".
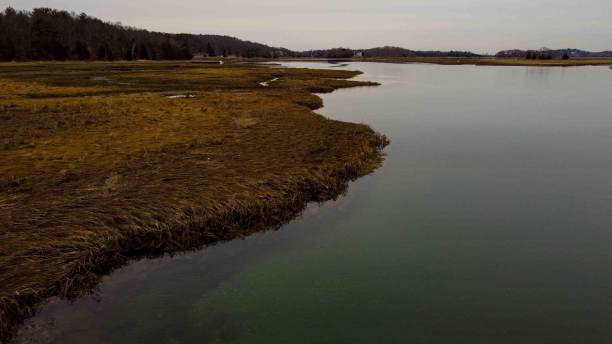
{"left": 18, "top": 63, "right": 612, "bottom": 343}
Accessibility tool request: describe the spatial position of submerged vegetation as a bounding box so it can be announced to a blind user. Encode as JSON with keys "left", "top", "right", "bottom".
{"left": 0, "top": 61, "right": 388, "bottom": 341}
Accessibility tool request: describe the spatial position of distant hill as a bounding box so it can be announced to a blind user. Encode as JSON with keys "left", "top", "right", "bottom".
{"left": 496, "top": 48, "right": 612, "bottom": 59}
{"left": 365, "top": 46, "right": 480, "bottom": 58}
{"left": 299, "top": 46, "right": 481, "bottom": 58}
{"left": 172, "top": 33, "right": 293, "bottom": 59}
{"left": 0, "top": 7, "right": 291, "bottom": 61}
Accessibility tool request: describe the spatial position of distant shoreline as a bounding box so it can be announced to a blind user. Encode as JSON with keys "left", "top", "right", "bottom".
{"left": 263, "top": 56, "right": 612, "bottom": 67}
{"left": 7, "top": 56, "right": 611, "bottom": 68}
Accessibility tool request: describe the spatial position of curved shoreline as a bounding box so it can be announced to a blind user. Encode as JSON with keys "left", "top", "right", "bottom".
{"left": 0, "top": 61, "right": 388, "bottom": 342}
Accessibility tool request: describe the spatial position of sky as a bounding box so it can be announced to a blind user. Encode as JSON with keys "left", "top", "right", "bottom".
{"left": 3, "top": 0, "right": 611, "bottom": 53}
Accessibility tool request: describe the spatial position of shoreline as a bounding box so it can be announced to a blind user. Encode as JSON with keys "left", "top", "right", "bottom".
{"left": 264, "top": 56, "right": 612, "bottom": 67}
{"left": 0, "top": 61, "right": 388, "bottom": 342}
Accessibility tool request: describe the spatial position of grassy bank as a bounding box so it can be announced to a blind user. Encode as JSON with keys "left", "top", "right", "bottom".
{"left": 0, "top": 61, "right": 388, "bottom": 341}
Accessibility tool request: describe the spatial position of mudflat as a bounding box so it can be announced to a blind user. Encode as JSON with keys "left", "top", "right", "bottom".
{"left": 0, "top": 61, "right": 388, "bottom": 341}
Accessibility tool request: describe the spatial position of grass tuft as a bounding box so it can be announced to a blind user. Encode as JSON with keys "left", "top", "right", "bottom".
{"left": 234, "top": 117, "right": 258, "bottom": 129}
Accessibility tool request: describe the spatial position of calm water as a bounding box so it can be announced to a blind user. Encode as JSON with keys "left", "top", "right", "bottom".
{"left": 19, "top": 63, "right": 612, "bottom": 343}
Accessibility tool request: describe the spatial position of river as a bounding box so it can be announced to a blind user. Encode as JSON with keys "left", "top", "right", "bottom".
{"left": 17, "top": 62, "right": 612, "bottom": 343}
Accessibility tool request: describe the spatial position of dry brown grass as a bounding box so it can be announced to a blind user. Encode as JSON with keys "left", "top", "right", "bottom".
{"left": 0, "top": 61, "right": 388, "bottom": 342}
{"left": 234, "top": 117, "right": 258, "bottom": 129}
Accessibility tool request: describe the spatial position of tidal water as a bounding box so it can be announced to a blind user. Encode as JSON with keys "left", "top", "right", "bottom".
{"left": 18, "top": 62, "right": 612, "bottom": 343}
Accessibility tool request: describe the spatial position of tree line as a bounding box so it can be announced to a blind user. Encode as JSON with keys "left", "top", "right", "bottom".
{"left": 300, "top": 46, "right": 480, "bottom": 58}
{"left": 495, "top": 48, "right": 612, "bottom": 60}
{"left": 0, "top": 7, "right": 492, "bottom": 62}
{"left": 0, "top": 7, "right": 290, "bottom": 61}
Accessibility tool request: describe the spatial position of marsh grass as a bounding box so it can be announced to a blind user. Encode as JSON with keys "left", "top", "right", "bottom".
{"left": 0, "top": 61, "right": 387, "bottom": 342}
{"left": 234, "top": 117, "right": 258, "bottom": 129}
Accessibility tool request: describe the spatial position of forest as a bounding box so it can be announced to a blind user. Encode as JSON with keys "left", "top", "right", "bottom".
{"left": 0, "top": 7, "right": 291, "bottom": 61}
{"left": 299, "top": 46, "right": 480, "bottom": 58}
{"left": 496, "top": 48, "right": 612, "bottom": 59}
{"left": 0, "top": 7, "right": 487, "bottom": 62}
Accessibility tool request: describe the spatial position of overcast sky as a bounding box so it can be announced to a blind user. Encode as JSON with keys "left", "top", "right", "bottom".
{"left": 3, "top": 0, "right": 611, "bottom": 53}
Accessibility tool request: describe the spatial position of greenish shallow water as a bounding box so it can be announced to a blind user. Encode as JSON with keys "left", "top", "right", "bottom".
{"left": 18, "top": 62, "right": 612, "bottom": 343}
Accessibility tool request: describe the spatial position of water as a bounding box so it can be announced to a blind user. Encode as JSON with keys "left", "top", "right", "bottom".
{"left": 18, "top": 63, "right": 612, "bottom": 343}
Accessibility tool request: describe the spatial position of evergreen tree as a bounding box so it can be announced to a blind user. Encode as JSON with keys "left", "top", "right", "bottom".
{"left": 0, "top": 7, "right": 289, "bottom": 61}
{"left": 206, "top": 43, "right": 216, "bottom": 57}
